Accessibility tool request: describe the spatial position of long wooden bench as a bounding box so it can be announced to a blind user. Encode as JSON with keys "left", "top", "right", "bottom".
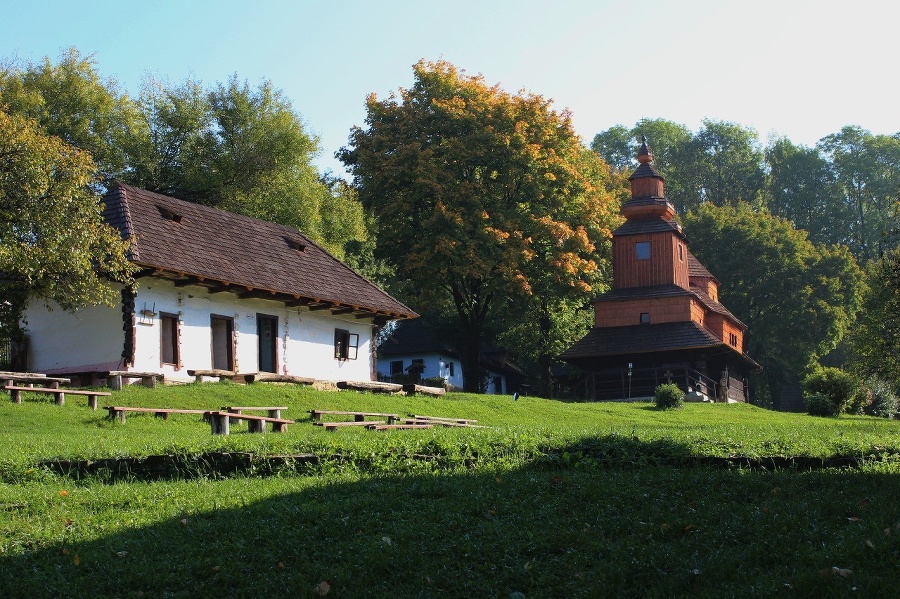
{"left": 105, "top": 406, "right": 211, "bottom": 422}
{"left": 187, "top": 369, "right": 237, "bottom": 382}
{"left": 242, "top": 373, "right": 316, "bottom": 385}
{"left": 221, "top": 406, "right": 288, "bottom": 420}
{"left": 368, "top": 423, "right": 433, "bottom": 431}
{"left": 106, "top": 371, "right": 165, "bottom": 390}
{"left": 308, "top": 409, "right": 400, "bottom": 424}
{"left": 409, "top": 414, "right": 478, "bottom": 424}
{"left": 314, "top": 420, "right": 387, "bottom": 431}
{"left": 1, "top": 373, "right": 71, "bottom": 389}
{"left": 206, "top": 411, "right": 294, "bottom": 435}
{"left": 5, "top": 385, "right": 111, "bottom": 408}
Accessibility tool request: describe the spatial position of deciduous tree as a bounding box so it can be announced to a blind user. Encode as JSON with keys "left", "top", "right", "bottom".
{"left": 0, "top": 111, "right": 135, "bottom": 334}
{"left": 340, "top": 60, "right": 620, "bottom": 391}
{"left": 849, "top": 247, "right": 900, "bottom": 393}
{"left": 683, "top": 203, "right": 863, "bottom": 405}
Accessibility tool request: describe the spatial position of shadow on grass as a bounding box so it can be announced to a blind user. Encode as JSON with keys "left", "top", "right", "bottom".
{"left": 3, "top": 436, "right": 899, "bottom": 598}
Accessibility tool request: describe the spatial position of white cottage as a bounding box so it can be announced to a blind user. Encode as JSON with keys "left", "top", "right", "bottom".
{"left": 24, "top": 183, "right": 416, "bottom": 384}
{"left": 376, "top": 320, "right": 527, "bottom": 394}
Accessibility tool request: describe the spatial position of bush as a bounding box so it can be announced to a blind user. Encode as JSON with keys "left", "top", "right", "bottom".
{"left": 805, "top": 392, "right": 839, "bottom": 417}
{"left": 803, "top": 367, "right": 859, "bottom": 414}
{"left": 422, "top": 376, "right": 447, "bottom": 389}
{"left": 655, "top": 383, "right": 685, "bottom": 409}
{"left": 862, "top": 376, "right": 899, "bottom": 419}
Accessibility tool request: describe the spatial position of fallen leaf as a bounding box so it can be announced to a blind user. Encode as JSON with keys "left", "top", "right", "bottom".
{"left": 211, "top": 565, "right": 221, "bottom": 573}
{"left": 832, "top": 566, "right": 853, "bottom": 577}
{"left": 315, "top": 580, "right": 331, "bottom": 596}
{"left": 72, "top": 554, "right": 81, "bottom": 566}
{"left": 847, "top": 516, "right": 861, "bottom": 522}
{"left": 884, "top": 528, "right": 892, "bottom": 536}
{"left": 866, "top": 540, "right": 875, "bottom": 549}
{"left": 59, "top": 490, "right": 68, "bottom": 497}
{"left": 278, "top": 561, "right": 285, "bottom": 569}
{"left": 61, "top": 548, "right": 69, "bottom": 556}
{"left": 381, "top": 535, "right": 392, "bottom": 546}
{"left": 860, "top": 498, "right": 871, "bottom": 507}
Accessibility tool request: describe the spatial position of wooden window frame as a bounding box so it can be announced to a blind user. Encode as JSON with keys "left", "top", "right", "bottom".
{"left": 635, "top": 241, "right": 651, "bottom": 260}
{"left": 334, "top": 328, "right": 359, "bottom": 361}
{"left": 160, "top": 312, "right": 180, "bottom": 367}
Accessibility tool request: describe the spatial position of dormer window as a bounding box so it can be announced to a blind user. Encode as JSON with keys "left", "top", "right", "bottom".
{"left": 157, "top": 206, "right": 182, "bottom": 223}
{"left": 285, "top": 237, "right": 306, "bottom": 252}
{"left": 635, "top": 241, "right": 651, "bottom": 260}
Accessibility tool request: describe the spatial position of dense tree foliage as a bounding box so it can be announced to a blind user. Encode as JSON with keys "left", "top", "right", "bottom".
{"left": 125, "top": 75, "right": 366, "bottom": 259}
{"left": 592, "top": 120, "right": 900, "bottom": 261}
{"left": 0, "top": 48, "right": 141, "bottom": 183}
{"left": 341, "top": 60, "right": 621, "bottom": 392}
{"left": 683, "top": 203, "right": 863, "bottom": 405}
{"left": 849, "top": 247, "right": 900, "bottom": 393}
{"left": 0, "top": 111, "right": 135, "bottom": 333}
{"left": 818, "top": 126, "right": 900, "bottom": 260}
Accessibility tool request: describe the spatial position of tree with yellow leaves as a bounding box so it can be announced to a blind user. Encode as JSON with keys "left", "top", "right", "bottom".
{"left": 340, "top": 60, "right": 622, "bottom": 392}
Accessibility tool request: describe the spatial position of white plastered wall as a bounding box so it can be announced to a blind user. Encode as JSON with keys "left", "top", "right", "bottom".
{"left": 25, "top": 279, "right": 376, "bottom": 382}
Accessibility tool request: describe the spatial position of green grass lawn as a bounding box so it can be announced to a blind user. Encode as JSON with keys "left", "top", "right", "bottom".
{"left": 2, "top": 383, "right": 899, "bottom": 597}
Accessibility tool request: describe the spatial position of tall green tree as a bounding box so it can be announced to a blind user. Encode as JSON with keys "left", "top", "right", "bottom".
{"left": 0, "top": 47, "right": 142, "bottom": 183}
{"left": 340, "top": 60, "right": 620, "bottom": 392}
{"left": 849, "top": 247, "right": 900, "bottom": 393}
{"left": 765, "top": 137, "right": 852, "bottom": 247}
{"left": 679, "top": 119, "right": 766, "bottom": 211}
{"left": 683, "top": 203, "right": 863, "bottom": 406}
{"left": 818, "top": 126, "right": 900, "bottom": 260}
{"left": 125, "top": 75, "right": 365, "bottom": 259}
{"left": 0, "top": 111, "right": 135, "bottom": 334}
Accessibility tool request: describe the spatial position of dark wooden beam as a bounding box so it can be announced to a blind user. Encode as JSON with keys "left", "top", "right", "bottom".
{"left": 330, "top": 306, "right": 355, "bottom": 316}
{"left": 308, "top": 303, "right": 336, "bottom": 311}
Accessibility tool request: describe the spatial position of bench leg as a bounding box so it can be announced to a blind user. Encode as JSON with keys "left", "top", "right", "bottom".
{"left": 210, "top": 414, "right": 230, "bottom": 435}
{"left": 268, "top": 409, "right": 281, "bottom": 419}
{"left": 55, "top": 391, "right": 65, "bottom": 406}
{"left": 248, "top": 419, "right": 265, "bottom": 433}
{"left": 88, "top": 396, "right": 98, "bottom": 410}
{"left": 273, "top": 422, "right": 288, "bottom": 433}
{"left": 354, "top": 414, "right": 364, "bottom": 422}
{"left": 229, "top": 410, "right": 242, "bottom": 426}
{"left": 142, "top": 375, "right": 157, "bottom": 389}
{"left": 108, "top": 375, "right": 123, "bottom": 391}
{"left": 10, "top": 388, "right": 21, "bottom": 404}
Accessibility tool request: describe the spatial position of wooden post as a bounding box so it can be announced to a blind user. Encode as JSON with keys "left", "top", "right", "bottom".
{"left": 248, "top": 419, "right": 265, "bottom": 433}
{"left": 210, "top": 413, "right": 230, "bottom": 435}
{"left": 108, "top": 374, "right": 123, "bottom": 391}
{"left": 142, "top": 375, "right": 157, "bottom": 389}
{"left": 88, "top": 396, "right": 98, "bottom": 410}
{"left": 10, "top": 388, "right": 21, "bottom": 404}
{"left": 55, "top": 391, "right": 65, "bottom": 406}
{"left": 267, "top": 408, "right": 281, "bottom": 419}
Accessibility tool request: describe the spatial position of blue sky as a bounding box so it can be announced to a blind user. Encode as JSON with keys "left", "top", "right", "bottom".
{"left": 1, "top": 0, "right": 896, "bottom": 176}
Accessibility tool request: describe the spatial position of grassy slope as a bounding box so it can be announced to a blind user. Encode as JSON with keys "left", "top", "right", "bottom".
{"left": 2, "top": 383, "right": 900, "bottom": 597}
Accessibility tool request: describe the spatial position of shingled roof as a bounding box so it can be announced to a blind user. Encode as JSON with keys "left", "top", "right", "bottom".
{"left": 102, "top": 183, "right": 416, "bottom": 321}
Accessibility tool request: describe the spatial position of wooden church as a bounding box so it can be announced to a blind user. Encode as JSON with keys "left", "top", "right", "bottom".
{"left": 560, "top": 138, "right": 760, "bottom": 402}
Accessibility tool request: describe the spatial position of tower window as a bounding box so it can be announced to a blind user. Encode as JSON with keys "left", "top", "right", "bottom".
{"left": 678, "top": 243, "right": 684, "bottom": 261}
{"left": 640, "top": 312, "right": 650, "bottom": 324}
{"left": 635, "top": 241, "right": 651, "bottom": 260}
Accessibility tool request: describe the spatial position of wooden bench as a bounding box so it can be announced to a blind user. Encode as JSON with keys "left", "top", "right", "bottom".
{"left": 241, "top": 373, "right": 316, "bottom": 385}
{"left": 335, "top": 381, "right": 403, "bottom": 394}
{"left": 187, "top": 369, "right": 237, "bottom": 382}
{"left": 402, "top": 384, "right": 446, "bottom": 397}
{"left": 206, "top": 411, "right": 294, "bottom": 435}
{"left": 368, "top": 423, "right": 433, "bottom": 431}
{"left": 5, "top": 385, "right": 111, "bottom": 408}
{"left": 1, "top": 373, "right": 71, "bottom": 389}
{"left": 308, "top": 409, "right": 400, "bottom": 424}
{"left": 105, "top": 406, "right": 211, "bottom": 422}
{"left": 409, "top": 414, "right": 478, "bottom": 424}
{"left": 314, "top": 420, "right": 387, "bottom": 431}
{"left": 106, "top": 371, "right": 165, "bottom": 390}
{"left": 221, "top": 406, "right": 288, "bottom": 420}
